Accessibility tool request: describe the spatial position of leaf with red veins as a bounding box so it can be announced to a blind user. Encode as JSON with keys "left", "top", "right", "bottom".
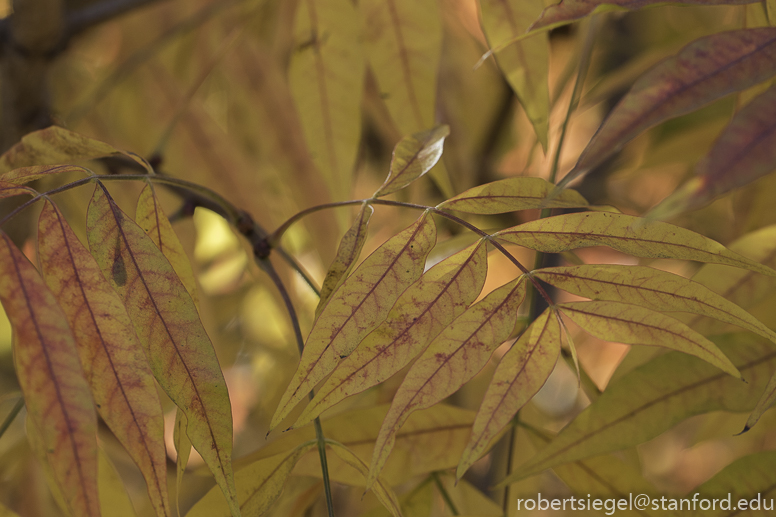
{"left": 38, "top": 200, "right": 170, "bottom": 517}
{"left": 367, "top": 277, "right": 526, "bottom": 489}
{"left": 86, "top": 185, "right": 240, "bottom": 517}
{"left": 0, "top": 231, "right": 100, "bottom": 517}
{"left": 295, "top": 240, "right": 488, "bottom": 428}
{"left": 271, "top": 213, "right": 437, "bottom": 430}
{"left": 457, "top": 308, "right": 561, "bottom": 478}
{"left": 0, "top": 164, "right": 92, "bottom": 185}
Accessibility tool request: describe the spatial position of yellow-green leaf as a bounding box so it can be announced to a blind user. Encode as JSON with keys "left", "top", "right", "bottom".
{"left": 495, "top": 211, "right": 776, "bottom": 276}
{"left": 295, "top": 240, "right": 488, "bottom": 428}
{"left": 558, "top": 300, "right": 740, "bottom": 377}
{"left": 185, "top": 442, "right": 317, "bottom": 517}
{"left": 0, "top": 125, "right": 147, "bottom": 173}
{"left": 535, "top": 265, "right": 776, "bottom": 343}
{"left": 368, "top": 278, "right": 526, "bottom": 489}
{"left": 480, "top": 0, "right": 549, "bottom": 150}
{"left": 86, "top": 185, "right": 240, "bottom": 517}
{"left": 316, "top": 203, "right": 374, "bottom": 317}
{"left": 0, "top": 233, "right": 100, "bottom": 517}
{"left": 688, "top": 451, "right": 776, "bottom": 517}
{"left": 558, "top": 28, "right": 776, "bottom": 190}
{"left": 136, "top": 184, "right": 199, "bottom": 307}
{"left": 289, "top": 0, "right": 365, "bottom": 203}
{"left": 0, "top": 501, "right": 21, "bottom": 517}
{"left": 744, "top": 368, "right": 776, "bottom": 431}
{"left": 98, "top": 448, "right": 138, "bottom": 517}
{"left": 437, "top": 177, "right": 588, "bottom": 214}
{"left": 173, "top": 410, "right": 191, "bottom": 512}
{"left": 271, "top": 213, "right": 436, "bottom": 430}
{"left": 326, "top": 441, "right": 403, "bottom": 517}
{"left": 360, "top": 0, "right": 453, "bottom": 196}
{"left": 500, "top": 334, "right": 776, "bottom": 485}
{"left": 374, "top": 125, "right": 450, "bottom": 198}
{"left": 0, "top": 164, "right": 91, "bottom": 185}
{"left": 38, "top": 201, "right": 170, "bottom": 517}
{"left": 457, "top": 308, "right": 561, "bottom": 479}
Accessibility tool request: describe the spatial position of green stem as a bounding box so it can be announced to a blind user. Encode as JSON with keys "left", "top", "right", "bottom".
{"left": 431, "top": 472, "right": 460, "bottom": 516}
{"left": 0, "top": 397, "right": 24, "bottom": 441}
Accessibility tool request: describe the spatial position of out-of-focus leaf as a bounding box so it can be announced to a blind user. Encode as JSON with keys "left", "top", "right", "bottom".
{"left": 86, "top": 185, "right": 239, "bottom": 517}
{"left": 0, "top": 501, "right": 21, "bottom": 517}
{"left": 688, "top": 451, "right": 776, "bottom": 516}
{"left": 558, "top": 28, "right": 776, "bottom": 190}
{"left": 316, "top": 204, "right": 374, "bottom": 317}
{"left": 495, "top": 212, "right": 776, "bottom": 276}
{"left": 38, "top": 201, "right": 170, "bottom": 517}
{"left": 457, "top": 309, "right": 560, "bottom": 479}
{"left": 367, "top": 278, "right": 526, "bottom": 489}
{"left": 649, "top": 84, "right": 776, "bottom": 219}
{"left": 173, "top": 410, "right": 191, "bottom": 511}
{"left": 360, "top": 0, "right": 453, "bottom": 196}
{"left": 480, "top": 0, "right": 550, "bottom": 150}
{"left": 326, "top": 441, "right": 403, "bottom": 517}
{"left": 0, "top": 126, "right": 147, "bottom": 172}
{"left": 529, "top": 0, "right": 758, "bottom": 33}
{"left": 136, "top": 184, "right": 199, "bottom": 307}
{"left": 769, "top": 0, "right": 776, "bottom": 25}
{"left": 185, "top": 442, "right": 317, "bottom": 517}
{"left": 744, "top": 368, "right": 776, "bottom": 431}
{"left": 559, "top": 300, "right": 740, "bottom": 377}
{"left": 500, "top": 334, "right": 776, "bottom": 485}
{"left": 437, "top": 177, "right": 588, "bottom": 214}
{"left": 289, "top": 0, "right": 365, "bottom": 202}
{"left": 0, "top": 233, "right": 100, "bottom": 517}
{"left": 271, "top": 213, "right": 436, "bottom": 430}
{"left": 374, "top": 125, "right": 450, "bottom": 197}
{"left": 535, "top": 265, "right": 776, "bottom": 343}
{"left": 0, "top": 164, "right": 91, "bottom": 185}
{"left": 295, "top": 240, "right": 488, "bottom": 428}
{"left": 98, "top": 449, "right": 138, "bottom": 517}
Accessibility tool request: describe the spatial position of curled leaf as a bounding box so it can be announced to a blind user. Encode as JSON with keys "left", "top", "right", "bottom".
{"left": 271, "top": 213, "right": 437, "bottom": 429}
{"left": 368, "top": 278, "right": 526, "bottom": 489}
{"left": 437, "top": 177, "right": 588, "bottom": 214}
{"left": 495, "top": 211, "right": 776, "bottom": 276}
{"left": 374, "top": 125, "right": 450, "bottom": 197}
{"left": 295, "top": 240, "right": 488, "bottom": 428}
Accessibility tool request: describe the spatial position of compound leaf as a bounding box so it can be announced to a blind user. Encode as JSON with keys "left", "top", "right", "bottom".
{"left": 368, "top": 278, "right": 526, "bottom": 489}
{"left": 295, "top": 240, "right": 488, "bottom": 428}
{"left": 457, "top": 308, "right": 561, "bottom": 478}
{"left": 495, "top": 211, "right": 776, "bottom": 276}
{"left": 38, "top": 201, "right": 170, "bottom": 517}
{"left": 86, "top": 185, "right": 240, "bottom": 517}
{"left": 271, "top": 213, "right": 436, "bottom": 430}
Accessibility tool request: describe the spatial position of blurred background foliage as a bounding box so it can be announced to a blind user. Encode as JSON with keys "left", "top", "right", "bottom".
{"left": 1, "top": 0, "right": 776, "bottom": 515}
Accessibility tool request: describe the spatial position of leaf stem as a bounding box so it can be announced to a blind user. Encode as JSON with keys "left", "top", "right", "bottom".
{"left": 0, "top": 396, "right": 24, "bottom": 442}
{"left": 431, "top": 472, "right": 460, "bottom": 516}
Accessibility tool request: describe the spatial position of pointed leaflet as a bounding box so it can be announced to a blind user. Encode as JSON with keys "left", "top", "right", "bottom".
{"left": 529, "top": 0, "right": 758, "bottom": 33}
{"left": 495, "top": 211, "right": 776, "bottom": 276}
{"left": 38, "top": 201, "right": 170, "bottom": 517}
{"left": 744, "top": 368, "right": 776, "bottom": 431}
{"left": 316, "top": 203, "right": 373, "bottom": 317}
{"left": 247, "top": 404, "right": 475, "bottom": 486}
{"left": 500, "top": 334, "right": 776, "bottom": 485}
{"left": 437, "top": 177, "right": 588, "bottom": 214}
{"left": 559, "top": 300, "right": 740, "bottom": 377}
{"left": 136, "top": 184, "right": 199, "bottom": 306}
{"left": 295, "top": 240, "right": 488, "bottom": 427}
{"left": 649, "top": 84, "right": 776, "bottom": 219}
{"left": 480, "top": 0, "right": 550, "bottom": 150}
{"left": 271, "top": 213, "right": 436, "bottom": 429}
{"left": 457, "top": 309, "right": 560, "bottom": 479}
{"left": 368, "top": 278, "right": 526, "bottom": 488}
{"left": 86, "top": 185, "right": 240, "bottom": 517}
{"left": 535, "top": 265, "right": 776, "bottom": 343}
{"left": 689, "top": 451, "right": 776, "bottom": 515}
{"left": 360, "top": 0, "right": 454, "bottom": 196}
{"left": 0, "top": 125, "right": 148, "bottom": 172}
{"left": 374, "top": 125, "right": 450, "bottom": 197}
{"left": 557, "top": 28, "right": 776, "bottom": 190}
{"left": 289, "top": 0, "right": 365, "bottom": 202}
{"left": 0, "top": 233, "right": 100, "bottom": 517}
{"left": 185, "top": 442, "right": 317, "bottom": 517}
{"left": 326, "top": 442, "right": 402, "bottom": 517}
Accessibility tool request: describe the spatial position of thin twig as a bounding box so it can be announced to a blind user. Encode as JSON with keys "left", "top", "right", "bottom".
{"left": 431, "top": 472, "right": 460, "bottom": 516}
